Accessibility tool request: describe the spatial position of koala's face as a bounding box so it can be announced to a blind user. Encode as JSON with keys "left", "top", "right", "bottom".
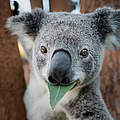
{"left": 7, "top": 7, "right": 120, "bottom": 87}
{"left": 34, "top": 15, "right": 104, "bottom": 87}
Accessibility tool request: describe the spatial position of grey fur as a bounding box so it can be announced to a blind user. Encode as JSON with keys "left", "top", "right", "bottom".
{"left": 6, "top": 7, "right": 120, "bottom": 120}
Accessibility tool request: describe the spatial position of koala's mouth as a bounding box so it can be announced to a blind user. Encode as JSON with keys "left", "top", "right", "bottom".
{"left": 48, "top": 76, "right": 72, "bottom": 86}
{"left": 45, "top": 76, "right": 79, "bottom": 88}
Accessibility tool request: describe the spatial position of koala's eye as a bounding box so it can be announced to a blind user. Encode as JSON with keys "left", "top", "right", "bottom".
{"left": 41, "top": 46, "right": 47, "bottom": 54}
{"left": 80, "top": 48, "right": 89, "bottom": 57}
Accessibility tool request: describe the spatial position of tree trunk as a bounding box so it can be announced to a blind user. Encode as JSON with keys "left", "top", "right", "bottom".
{"left": 80, "top": 1, "right": 120, "bottom": 120}
{"left": 0, "top": 1, "right": 26, "bottom": 120}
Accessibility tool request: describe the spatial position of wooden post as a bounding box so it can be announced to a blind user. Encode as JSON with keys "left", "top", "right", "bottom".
{"left": 50, "top": 0, "right": 72, "bottom": 12}
{"left": 0, "top": 0, "right": 26, "bottom": 120}
{"left": 31, "top": 0, "right": 43, "bottom": 9}
{"left": 80, "top": 0, "right": 120, "bottom": 13}
{"left": 80, "top": 1, "right": 120, "bottom": 120}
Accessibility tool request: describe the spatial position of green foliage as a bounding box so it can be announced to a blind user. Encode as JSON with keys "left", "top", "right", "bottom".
{"left": 48, "top": 81, "right": 77, "bottom": 109}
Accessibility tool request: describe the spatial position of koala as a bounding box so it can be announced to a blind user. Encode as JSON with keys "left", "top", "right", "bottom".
{"left": 6, "top": 7, "right": 120, "bottom": 120}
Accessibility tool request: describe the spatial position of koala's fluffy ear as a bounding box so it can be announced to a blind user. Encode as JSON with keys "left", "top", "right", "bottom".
{"left": 6, "top": 8, "right": 46, "bottom": 59}
{"left": 94, "top": 7, "right": 120, "bottom": 50}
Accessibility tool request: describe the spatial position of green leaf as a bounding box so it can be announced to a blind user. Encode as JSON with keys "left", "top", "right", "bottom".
{"left": 48, "top": 81, "right": 77, "bottom": 109}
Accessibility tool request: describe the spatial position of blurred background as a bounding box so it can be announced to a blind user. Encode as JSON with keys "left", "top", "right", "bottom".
{"left": 0, "top": 0, "right": 120, "bottom": 120}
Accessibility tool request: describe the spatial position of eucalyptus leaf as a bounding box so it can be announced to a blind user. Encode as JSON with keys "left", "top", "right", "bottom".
{"left": 48, "top": 81, "right": 77, "bottom": 109}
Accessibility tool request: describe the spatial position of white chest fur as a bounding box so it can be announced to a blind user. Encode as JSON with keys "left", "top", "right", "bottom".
{"left": 24, "top": 73, "right": 80, "bottom": 120}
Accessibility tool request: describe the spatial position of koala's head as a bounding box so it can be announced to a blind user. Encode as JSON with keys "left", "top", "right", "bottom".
{"left": 7, "top": 7, "right": 120, "bottom": 87}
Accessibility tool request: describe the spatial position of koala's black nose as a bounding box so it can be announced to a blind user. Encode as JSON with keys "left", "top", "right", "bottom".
{"left": 48, "top": 49, "right": 71, "bottom": 85}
